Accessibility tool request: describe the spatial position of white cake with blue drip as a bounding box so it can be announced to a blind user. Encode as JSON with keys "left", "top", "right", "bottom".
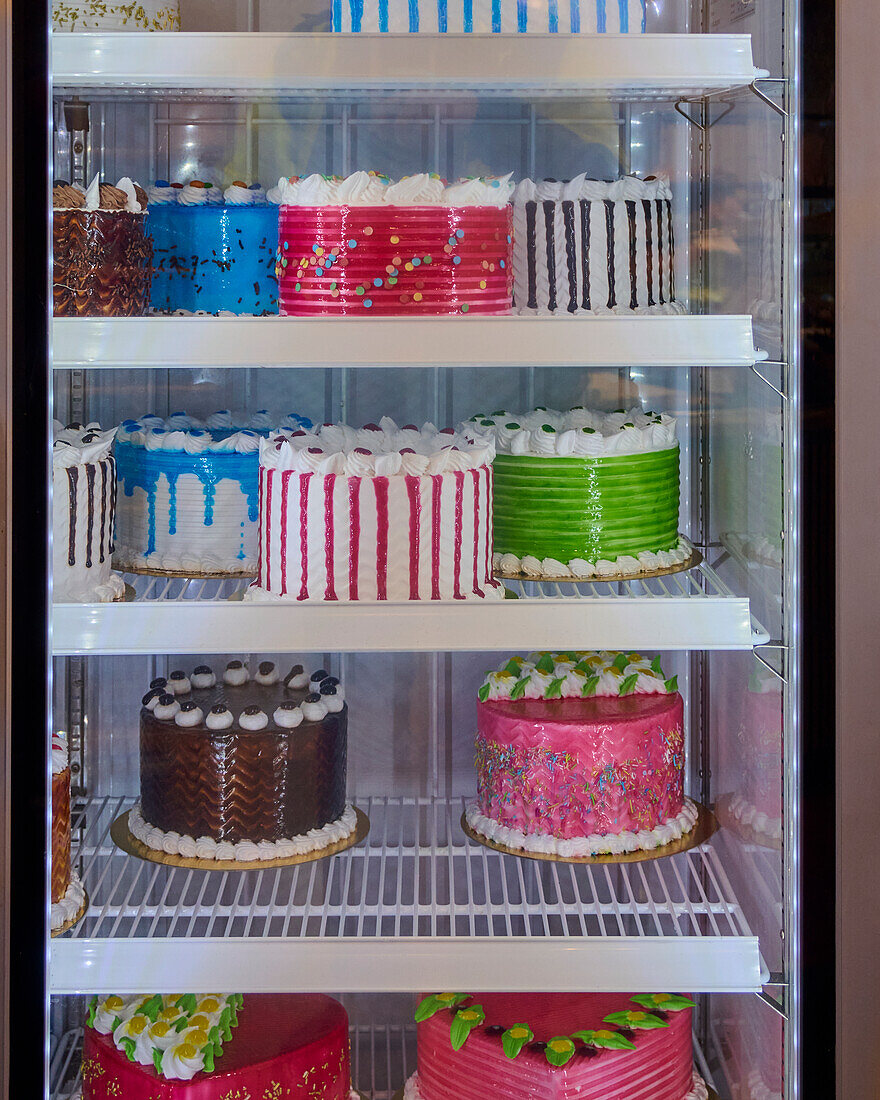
{"left": 113, "top": 411, "right": 312, "bottom": 578}
{"left": 332, "top": 0, "right": 645, "bottom": 32}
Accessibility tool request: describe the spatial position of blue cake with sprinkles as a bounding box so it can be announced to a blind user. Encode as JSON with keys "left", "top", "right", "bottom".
{"left": 331, "top": 0, "right": 645, "bottom": 32}
{"left": 113, "top": 411, "right": 312, "bottom": 578}
{"left": 147, "top": 180, "right": 280, "bottom": 315}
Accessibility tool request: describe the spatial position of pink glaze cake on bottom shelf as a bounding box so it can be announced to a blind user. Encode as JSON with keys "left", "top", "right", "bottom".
{"left": 406, "top": 992, "right": 706, "bottom": 1100}
{"left": 80, "top": 993, "right": 360, "bottom": 1099}
{"left": 466, "top": 652, "right": 698, "bottom": 857}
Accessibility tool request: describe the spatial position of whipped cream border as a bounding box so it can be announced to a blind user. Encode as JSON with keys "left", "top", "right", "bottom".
{"left": 128, "top": 802, "right": 359, "bottom": 863}
{"left": 52, "top": 422, "right": 117, "bottom": 467}
{"left": 117, "top": 411, "right": 312, "bottom": 455}
{"left": 465, "top": 797, "right": 699, "bottom": 858}
{"left": 278, "top": 170, "right": 514, "bottom": 208}
{"left": 403, "top": 1070, "right": 708, "bottom": 1100}
{"left": 478, "top": 651, "right": 671, "bottom": 702}
{"left": 726, "top": 794, "right": 783, "bottom": 843}
{"left": 513, "top": 173, "right": 673, "bottom": 205}
{"left": 493, "top": 537, "right": 692, "bottom": 581}
{"left": 51, "top": 869, "right": 85, "bottom": 932}
{"left": 464, "top": 406, "right": 677, "bottom": 458}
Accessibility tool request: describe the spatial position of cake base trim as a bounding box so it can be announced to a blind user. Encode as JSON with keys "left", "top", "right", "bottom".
{"left": 397, "top": 1070, "right": 714, "bottom": 1100}
{"left": 463, "top": 798, "right": 714, "bottom": 864}
{"left": 716, "top": 792, "right": 783, "bottom": 849}
{"left": 53, "top": 571, "right": 126, "bottom": 605}
{"left": 51, "top": 870, "right": 87, "bottom": 935}
{"left": 113, "top": 804, "right": 369, "bottom": 870}
{"left": 492, "top": 538, "right": 699, "bottom": 583}
{"left": 113, "top": 554, "right": 257, "bottom": 580}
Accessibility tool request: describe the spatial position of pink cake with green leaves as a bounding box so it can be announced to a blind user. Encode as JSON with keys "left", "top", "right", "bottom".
{"left": 466, "top": 652, "right": 698, "bottom": 857}
{"left": 405, "top": 991, "right": 706, "bottom": 1100}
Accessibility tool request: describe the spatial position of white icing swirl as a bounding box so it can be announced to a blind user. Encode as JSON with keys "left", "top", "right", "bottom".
{"left": 478, "top": 651, "right": 673, "bottom": 701}
{"left": 52, "top": 422, "right": 117, "bottom": 467}
{"left": 281, "top": 171, "right": 514, "bottom": 208}
{"left": 465, "top": 407, "right": 677, "bottom": 458}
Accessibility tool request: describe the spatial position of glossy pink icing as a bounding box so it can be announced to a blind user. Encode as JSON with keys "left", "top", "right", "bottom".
{"left": 82, "top": 995, "right": 352, "bottom": 1100}
{"left": 476, "top": 694, "right": 684, "bottom": 838}
{"left": 415, "top": 993, "right": 694, "bottom": 1100}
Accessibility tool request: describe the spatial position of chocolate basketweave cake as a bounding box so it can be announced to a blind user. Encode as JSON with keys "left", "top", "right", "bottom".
{"left": 129, "top": 660, "right": 355, "bottom": 863}
{"left": 53, "top": 174, "right": 153, "bottom": 317}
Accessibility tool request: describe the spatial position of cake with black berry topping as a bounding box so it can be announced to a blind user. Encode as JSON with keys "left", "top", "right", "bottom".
{"left": 128, "top": 659, "right": 354, "bottom": 862}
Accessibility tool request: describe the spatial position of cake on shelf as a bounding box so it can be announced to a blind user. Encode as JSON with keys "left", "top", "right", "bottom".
{"left": 51, "top": 731, "right": 85, "bottom": 932}
{"left": 148, "top": 180, "right": 279, "bottom": 315}
{"left": 725, "top": 664, "right": 783, "bottom": 846}
{"left": 130, "top": 659, "right": 354, "bottom": 862}
{"left": 466, "top": 651, "right": 698, "bottom": 857}
{"left": 464, "top": 406, "right": 687, "bottom": 580}
{"left": 113, "top": 410, "right": 312, "bottom": 578}
{"left": 332, "top": 0, "right": 645, "bottom": 32}
{"left": 511, "top": 174, "right": 681, "bottom": 315}
{"left": 53, "top": 421, "right": 125, "bottom": 603}
{"left": 53, "top": 175, "right": 152, "bottom": 317}
{"left": 275, "top": 172, "right": 513, "bottom": 316}
{"left": 79, "top": 993, "right": 360, "bottom": 1099}
{"left": 406, "top": 991, "right": 704, "bottom": 1100}
{"left": 52, "top": 0, "right": 180, "bottom": 30}
{"left": 246, "top": 417, "right": 503, "bottom": 602}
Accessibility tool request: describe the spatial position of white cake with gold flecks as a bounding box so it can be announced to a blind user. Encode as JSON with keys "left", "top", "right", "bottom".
{"left": 52, "top": 0, "right": 180, "bottom": 31}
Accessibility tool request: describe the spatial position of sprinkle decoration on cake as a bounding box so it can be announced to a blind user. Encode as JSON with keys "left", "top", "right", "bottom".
{"left": 51, "top": 731, "right": 86, "bottom": 932}
{"left": 511, "top": 174, "right": 681, "bottom": 315}
{"left": 246, "top": 417, "right": 503, "bottom": 602}
{"left": 113, "top": 410, "right": 312, "bottom": 578}
{"left": 52, "top": 0, "right": 180, "bottom": 29}
{"left": 80, "top": 993, "right": 361, "bottom": 1099}
{"left": 466, "top": 652, "right": 698, "bottom": 858}
{"left": 405, "top": 991, "right": 706, "bottom": 1100}
{"left": 464, "top": 406, "right": 688, "bottom": 580}
{"left": 331, "top": 0, "right": 646, "bottom": 32}
{"left": 53, "top": 421, "right": 125, "bottom": 604}
{"left": 53, "top": 174, "right": 152, "bottom": 317}
{"left": 147, "top": 180, "right": 279, "bottom": 315}
{"left": 130, "top": 660, "right": 356, "bottom": 863}
{"left": 275, "top": 172, "right": 514, "bottom": 316}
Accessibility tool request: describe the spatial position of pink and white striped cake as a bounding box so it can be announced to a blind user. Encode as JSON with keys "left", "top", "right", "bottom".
{"left": 466, "top": 652, "right": 698, "bottom": 857}
{"left": 246, "top": 418, "right": 503, "bottom": 602}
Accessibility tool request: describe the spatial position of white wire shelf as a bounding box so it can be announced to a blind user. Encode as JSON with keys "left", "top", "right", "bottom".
{"left": 52, "top": 33, "right": 766, "bottom": 98}
{"left": 52, "top": 315, "right": 764, "bottom": 370}
{"left": 50, "top": 795, "right": 766, "bottom": 994}
{"left": 52, "top": 562, "right": 769, "bottom": 655}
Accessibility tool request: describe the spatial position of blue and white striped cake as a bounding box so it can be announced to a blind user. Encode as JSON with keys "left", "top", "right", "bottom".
{"left": 331, "top": 0, "right": 645, "bottom": 33}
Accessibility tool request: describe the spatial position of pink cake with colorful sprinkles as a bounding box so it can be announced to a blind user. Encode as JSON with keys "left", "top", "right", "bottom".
{"left": 466, "top": 652, "right": 698, "bottom": 857}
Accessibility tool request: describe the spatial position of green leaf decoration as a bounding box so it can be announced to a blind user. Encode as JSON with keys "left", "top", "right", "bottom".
{"left": 630, "top": 994, "right": 696, "bottom": 1013}
{"left": 86, "top": 996, "right": 98, "bottom": 1028}
{"left": 574, "top": 658, "right": 594, "bottom": 675}
{"left": 209, "top": 1025, "right": 221, "bottom": 1045}
{"left": 544, "top": 1037, "right": 576, "bottom": 1067}
{"left": 203, "top": 1044, "right": 216, "bottom": 1073}
{"left": 510, "top": 676, "right": 531, "bottom": 701}
{"left": 174, "top": 1015, "right": 189, "bottom": 1033}
{"left": 504, "top": 659, "right": 522, "bottom": 676}
{"left": 152, "top": 1047, "right": 164, "bottom": 1074}
{"left": 140, "top": 995, "right": 164, "bottom": 1022}
{"left": 120, "top": 1036, "right": 136, "bottom": 1062}
{"left": 415, "top": 993, "right": 467, "bottom": 1023}
{"left": 478, "top": 683, "right": 491, "bottom": 702}
{"left": 111, "top": 1017, "right": 122, "bottom": 1034}
{"left": 176, "top": 994, "right": 197, "bottom": 1014}
{"left": 450, "top": 1004, "right": 486, "bottom": 1051}
{"left": 650, "top": 655, "right": 664, "bottom": 675}
{"left": 618, "top": 674, "right": 639, "bottom": 696}
{"left": 560, "top": 652, "right": 579, "bottom": 661}
{"left": 536, "top": 653, "right": 556, "bottom": 674}
{"left": 603, "top": 1011, "right": 669, "bottom": 1030}
{"left": 546, "top": 677, "right": 566, "bottom": 699}
{"left": 501, "top": 1024, "right": 534, "bottom": 1059}
{"left": 612, "top": 653, "right": 629, "bottom": 672}
{"left": 664, "top": 676, "right": 679, "bottom": 693}
{"left": 572, "top": 1029, "right": 636, "bottom": 1052}
{"left": 581, "top": 675, "right": 600, "bottom": 697}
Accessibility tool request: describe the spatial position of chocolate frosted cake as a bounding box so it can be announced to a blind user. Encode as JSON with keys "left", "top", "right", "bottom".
{"left": 130, "top": 660, "right": 355, "bottom": 863}
{"left": 53, "top": 174, "right": 152, "bottom": 317}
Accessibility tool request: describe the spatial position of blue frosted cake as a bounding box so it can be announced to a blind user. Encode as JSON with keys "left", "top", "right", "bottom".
{"left": 148, "top": 181, "right": 280, "bottom": 315}
{"left": 113, "top": 411, "right": 312, "bottom": 578}
{"left": 331, "top": 0, "right": 645, "bottom": 32}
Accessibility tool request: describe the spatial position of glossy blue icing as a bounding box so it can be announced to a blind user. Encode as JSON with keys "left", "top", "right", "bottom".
{"left": 148, "top": 205, "right": 279, "bottom": 315}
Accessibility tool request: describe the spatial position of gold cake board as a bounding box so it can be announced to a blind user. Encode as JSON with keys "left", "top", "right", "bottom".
{"left": 51, "top": 885, "right": 89, "bottom": 938}
{"left": 392, "top": 1083, "right": 718, "bottom": 1099}
{"left": 715, "top": 793, "right": 783, "bottom": 852}
{"left": 495, "top": 543, "right": 702, "bottom": 585}
{"left": 461, "top": 803, "right": 716, "bottom": 865}
{"left": 121, "top": 564, "right": 256, "bottom": 580}
{"left": 111, "top": 807, "right": 370, "bottom": 871}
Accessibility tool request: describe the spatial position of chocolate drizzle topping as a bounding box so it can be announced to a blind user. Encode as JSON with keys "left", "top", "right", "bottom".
{"left": 642, "top": 200, "right": 655, "bottom": 307}
{"left": 525, "top": 201, "right": 538, "bottom": 310}
{"left": 603, "top": 199, "right": 616, "bottom": 309}
{"left": 626, "top": 200, "right": 638, "bottom": 311}
{"left": 98, "top": 460, "right": 107, "bottom": 563}
{"left": 580, "top": 201, "right": 592, "bottom": 311}
{"left": 562, "top": 200, "right": 578, "bottom": 314}
{"left": 543, "top": 200, "right": 557, "bottom": 313}
{"left": 66, "top": 467, "right": 78, "bottom": 567}
{"left": 85, "top": 464, "right": 96, "bottom": 568}
{"left": 666, "top": 201, "right": 675, "bottom": 300}
{"left": 656, "top": 198, "right": 665, "bottom": 305}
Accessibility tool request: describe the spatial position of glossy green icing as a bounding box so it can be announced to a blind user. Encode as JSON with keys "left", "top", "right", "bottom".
{"left": 492, "top": 446, "right": 680, "bottom": 563}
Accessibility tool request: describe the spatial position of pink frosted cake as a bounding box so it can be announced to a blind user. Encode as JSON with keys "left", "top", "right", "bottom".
{"left": 466, "top": 652, "right": 698, "bottom": 856}
{"left": 405, "top": 991, "right": 706, "bottom": 1100}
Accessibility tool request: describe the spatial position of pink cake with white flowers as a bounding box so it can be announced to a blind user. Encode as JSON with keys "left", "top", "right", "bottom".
{"left": 405, "top": 991, "right": 706, "bottom": 1100}
{"left": 466, "top": 652, "right": 698, "bottom": 857}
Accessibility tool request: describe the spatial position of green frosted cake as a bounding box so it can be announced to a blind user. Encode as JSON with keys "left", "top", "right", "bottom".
{"left": 464, "top": 407, "right": 688, "bottom": 580}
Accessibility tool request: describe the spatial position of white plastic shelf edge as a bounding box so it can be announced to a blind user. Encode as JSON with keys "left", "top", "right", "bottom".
{"left": 52, "top": 315, "right": 762, "bottom": 370}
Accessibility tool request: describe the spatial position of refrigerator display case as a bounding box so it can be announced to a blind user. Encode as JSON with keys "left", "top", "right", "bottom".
{"left": 5, "top": 0, "right": 832, "bottom": 1096}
